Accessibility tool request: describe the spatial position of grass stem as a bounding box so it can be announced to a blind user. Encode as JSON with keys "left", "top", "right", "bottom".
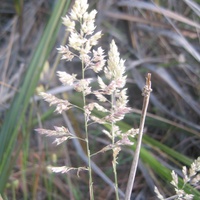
{"left": 82, "top": 64, "right": 94, "bottom": 200}
{"left": 111, "top": 92, "right": 120, "bottom": 200}
{"left": 125, "top": 73, "right": 152, "bottom": 200}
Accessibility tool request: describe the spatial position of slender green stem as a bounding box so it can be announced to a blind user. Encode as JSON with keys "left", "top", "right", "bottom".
{"left": 82, "top": 64, "right": 94, "bottom": 200}
{"left": 111, "top": 92, "right": 119, "bottom": 200}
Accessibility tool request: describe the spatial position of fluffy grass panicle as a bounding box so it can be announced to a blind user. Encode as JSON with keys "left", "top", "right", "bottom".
{"left": 36, "top": 0, "right": 136, "bottom": 199}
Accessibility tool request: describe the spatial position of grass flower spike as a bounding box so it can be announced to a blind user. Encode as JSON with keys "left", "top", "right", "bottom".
{"left": 106, "top": 40, "right": 126, "bottom": 88}
{"left": 59, "top": 0, "right": 102, "bottom": 59}
{"left": 36, "top": 0, "right": 138, "bottom": 199}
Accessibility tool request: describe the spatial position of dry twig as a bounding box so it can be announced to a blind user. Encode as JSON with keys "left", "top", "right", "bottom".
{"left": 125, "top": 73, "right": 152, "bottom": 200}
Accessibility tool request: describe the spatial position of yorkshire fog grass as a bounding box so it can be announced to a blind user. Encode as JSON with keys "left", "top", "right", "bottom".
{"left": 0, "top": 0, "right": 200, "bottom": 199}
{"left": 36, "top": 0, "right": 199, "bottom": 199}
{"left": 36, "top": 0, "right": 142, "bottom": 199}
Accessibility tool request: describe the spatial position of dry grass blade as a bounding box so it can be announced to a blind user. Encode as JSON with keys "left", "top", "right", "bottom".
{"left": 135, "top": 23, "right": 200, "bottom": 62}
{"left": 153, "top": 67, "right": 200, "bottom": 115}
{"left": 183, "top": 0, "right": 200, "bottom": 17}
{"left": 118, "top": 0, "right": 200, "bottom": 29}
{"left": 104, "top": 11, "right": 198, "bottom": 39}
{"left": 0, "top": 17, "right": 20, "bottom": 109}
{"left": 1, "top": 16, "right": 17, "bottom": 85}
{"left": 105, "top": 10, "right": 167, "bottom": 28}
{"left": 0, "top": 0, "right": 45, "bottom": 108}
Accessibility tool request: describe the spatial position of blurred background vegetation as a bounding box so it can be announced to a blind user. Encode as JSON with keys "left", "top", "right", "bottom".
{"left": 0, "top": 0, "right": 200, "bottom": 199}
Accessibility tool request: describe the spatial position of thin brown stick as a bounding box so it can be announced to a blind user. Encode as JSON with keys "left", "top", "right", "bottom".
{"left": 125, "top": 73, "right": 152, "bottom": 200}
